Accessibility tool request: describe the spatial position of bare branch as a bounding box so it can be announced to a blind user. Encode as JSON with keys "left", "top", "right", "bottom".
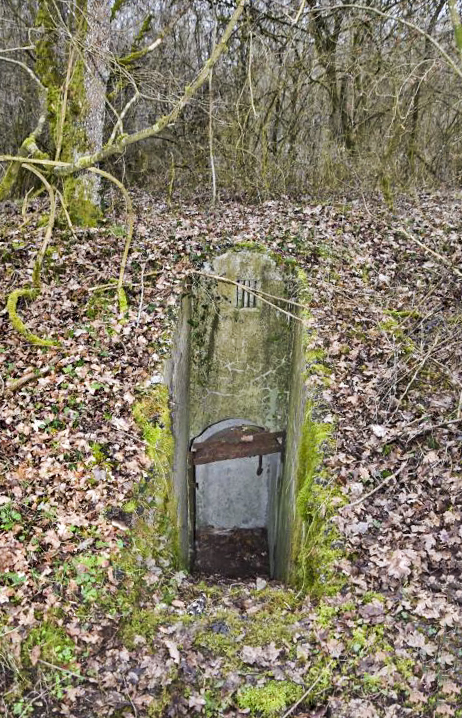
{"left": 107, "top": 90, "right": 140, "bottom": 146}
{"left": 323, "top": 4, "right": 462, "bottom": 81}
{"left": 0, "top": 45, "right": 35, "bottom": 53}
{"left": 397, "top": 227, "right": 462, "bottom": 278}
{"left": 449, "top": 0, "right": 462, "bottom": 61}
{"left": 0, "top": 55, "right": 45, "bottom": 88}
{"left": 55, "top": 0, "right": 247, "bottom": 175}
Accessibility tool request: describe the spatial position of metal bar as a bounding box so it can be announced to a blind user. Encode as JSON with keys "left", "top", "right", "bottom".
{"left": 191, "top": 431, "right": 285, "bottom": 465}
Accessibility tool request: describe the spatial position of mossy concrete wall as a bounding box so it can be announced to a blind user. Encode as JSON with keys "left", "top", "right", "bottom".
{"left": 165, "top": 296, "right": 192, "bottom": 567}
{"left": 272, "top": 316, "right": 305, "bottom": 579}
{"left": 189, "top": 252, "right": 294, "bottom": 436}
{"left": 168, "top": 251, "right": 297, "bottom": 572}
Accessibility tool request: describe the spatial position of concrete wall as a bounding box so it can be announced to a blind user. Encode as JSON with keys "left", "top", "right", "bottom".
{"left": 165, "top": 295, "right": 192, "bottom": 566}
{"left": 273, "top": 317, "right": 306, "bottom": 579}
{"left": 189, "top": 252, "right": 293, "bottom": 437}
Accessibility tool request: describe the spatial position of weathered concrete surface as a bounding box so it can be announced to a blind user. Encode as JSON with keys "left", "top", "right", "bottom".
{"left": 273, "top": 315, "right": 305, "bottom": 579}
{"left": 165, "top": 296, "right": 192, "bottom": 566}
{"left": 189, "top": 252, "right": 293, "bottom": 437}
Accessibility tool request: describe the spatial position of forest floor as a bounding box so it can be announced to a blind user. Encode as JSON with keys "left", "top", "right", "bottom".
{"left": 0, "top": 189, "right": 461, "bottom": 718}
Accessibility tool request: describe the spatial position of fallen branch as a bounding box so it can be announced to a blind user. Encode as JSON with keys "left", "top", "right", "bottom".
{"left": 6, "top": 289, "right": 58, "bottom": 347}
{"left": 87, "top": 270, "right": 161, "bottom": 293}
{"left": 87, "top": 167, "right": 134, "bottom": 314}
{"left": 397, "top": 227, "right": 462, "bottom": 279}
{"left": 341, "top": 465, "right": 405, "bottom": 511}
{"left": 5, "top": 356, "right": 63, "bottom": 394}
{"left": 404, "top": 416, "right": 462, "bottom": 443}
{"left": 389, "top": 334, "right": 440, "bottom": 422}
{"left": 23, "top": 163, "right": 56, "bottom": 285}
{"left": 6, "top": 164, "right": 60, "bottom": 347}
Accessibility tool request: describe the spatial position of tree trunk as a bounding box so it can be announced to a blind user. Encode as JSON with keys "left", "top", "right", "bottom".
{"left": 36, "top": 0, "right": 111, "bottom": 225}
{"left": 64, "top": 0, "right": 111, "bottom": 224}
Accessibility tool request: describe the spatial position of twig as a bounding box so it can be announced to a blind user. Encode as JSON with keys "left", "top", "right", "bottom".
{"left": 37, "top": 658, "right": 83, "bottom": 680}
{"left": 248, "top": 31, "right": 257, "bottom": 118}
{"left": 123, "top": 677, "right": 139, "bottom": 717}
{"left": 0, "top": 45, "right": 35, "bottom": 53}
{"left": 56, "top": 188, "right": 78, "bottom": 241}
{"left": 87, "top": 270, "right": 161, "bottom": 293}
{"left": 397, "top": 227, "right": 462, "bottom": 279}
{"left": 389, "top": 334, "right": 440, "bottom": 421}
{"left": 404, "top": 416, "right": 462, "bottom": 443}
{"left": 191, "top": 270, "right": 307, "bottom": 324}
{"left": 341, "top": 465, "right": 405, "bottom": 511}
{"left": 55, "top": 44, "right": 77, "bottom": 161}
{"left": 281, "top": 665, "right": 330, "bottom": 718}
{"left": 17, "top": 690, "right": 48, "bottom": 718}
{"left": 292, "top": 0, "right": 306, "bottom": 25}
{"left": 21, "top": 187, "right": 33, "bottom": 221}
{"left": 136, "top": 262, "right": 146, "bottom": 326}
{"left": 208, "top": 19, "right": 217, "bottom": 206}
{"left": 0, "top": 626, "right": 20, "bottom": 638}
{"left": 108, "top": 90, "right": 140, "bottom": 146}
{"left": 191, "top": 269, "right": 312, "bottom": 311}
{"left": 0, "top": 55, "right": 45, "bottom": 88}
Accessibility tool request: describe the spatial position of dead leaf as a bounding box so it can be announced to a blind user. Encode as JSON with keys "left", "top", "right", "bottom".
{"left": 164, "top": 639, "right": 180, "bottom": 664}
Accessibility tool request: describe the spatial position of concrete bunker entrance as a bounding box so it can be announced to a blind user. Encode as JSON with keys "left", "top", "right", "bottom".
{"left": 191, "top": 419, "right": 284, "bottom": 578}
{"left": 167, "top": 249, "right": 308, "bottom": 583}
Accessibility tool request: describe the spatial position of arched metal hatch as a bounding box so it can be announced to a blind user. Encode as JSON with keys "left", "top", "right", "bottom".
{"left": 190, "top": 419, "right": 285, "bottom": 578}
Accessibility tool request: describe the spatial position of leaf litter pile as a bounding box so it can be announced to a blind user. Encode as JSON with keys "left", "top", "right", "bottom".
{"left": 1, "top": 190, "right": 461, "bottom": 717}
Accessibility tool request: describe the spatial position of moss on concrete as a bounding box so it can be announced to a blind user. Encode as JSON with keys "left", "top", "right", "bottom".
{"left": 189, "top": 251, "right": 294, "bottom": 435}
{"left": 290, "top": 404, "right": 344, "bottom": 595}
{"left": 287, "top": 271, "right": 345, "bottom": 595}
{"left": 127, "top": 385, "right": 179, "bottom": 566}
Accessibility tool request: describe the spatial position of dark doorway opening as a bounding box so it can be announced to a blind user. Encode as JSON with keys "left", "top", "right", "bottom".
{"left": 190, "top": 420, "right": 284, "bottom": 579}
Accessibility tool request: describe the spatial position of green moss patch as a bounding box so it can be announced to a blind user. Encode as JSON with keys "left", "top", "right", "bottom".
{"left": 237, "top": 680, "right": 304, "bottom": 716}
{"left": 120, "top": 607, "right": 172, "bottom": 648}
{"left": 291, "top": 405, "right": 344, "bottom": 595}
{"left": 289, "top": 272, "right": 345, "bottom": 595}
{"left": 22, "top": 622, "right": 77, "bottom": 670}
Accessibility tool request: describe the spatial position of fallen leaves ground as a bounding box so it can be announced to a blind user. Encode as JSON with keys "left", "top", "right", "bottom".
{"left": 0, "top": 189, "right": 461, "bottom": 717}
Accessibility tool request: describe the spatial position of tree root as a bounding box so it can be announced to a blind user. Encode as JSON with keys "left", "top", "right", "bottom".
{"left": 7, "top": 288, "right": 59, "bottom": 347}
{"left": 6, "top": 164, "right": 60, "bottom": 347}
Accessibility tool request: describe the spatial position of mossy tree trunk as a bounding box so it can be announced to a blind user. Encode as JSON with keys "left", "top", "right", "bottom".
{"left": 36, "top": 0, "right": 111, "bottom": 225}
